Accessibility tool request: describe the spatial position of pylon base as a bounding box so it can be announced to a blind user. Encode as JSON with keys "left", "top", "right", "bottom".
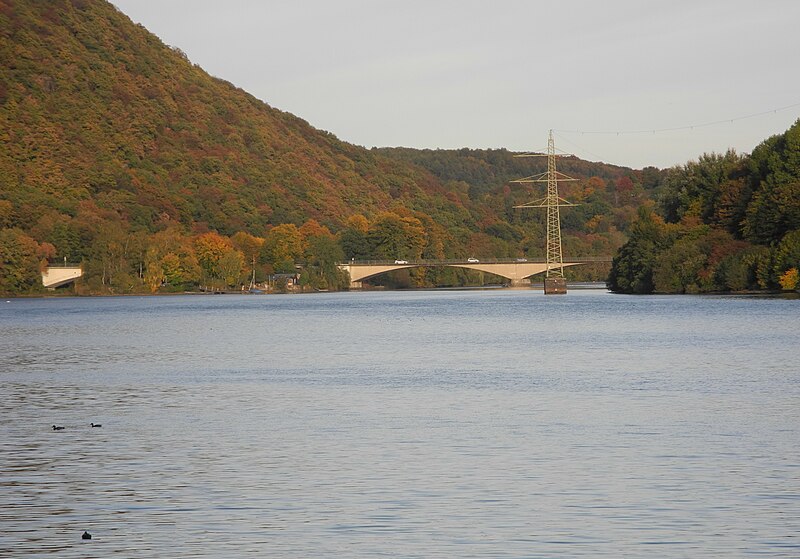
{"left": 544, "top": 277, "right": 567, "bottom": 294}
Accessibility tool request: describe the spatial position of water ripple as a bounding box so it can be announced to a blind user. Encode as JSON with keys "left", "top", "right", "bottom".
{"left": 1, "top": 291, "right": 798, "bottom": 557}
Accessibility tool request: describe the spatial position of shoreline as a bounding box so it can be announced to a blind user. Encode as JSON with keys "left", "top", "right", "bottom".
{"left": 4, "top": 285, "right": 798, "bottom": 300}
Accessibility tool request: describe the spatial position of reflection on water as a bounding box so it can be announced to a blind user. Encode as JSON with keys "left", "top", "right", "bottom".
{"left": 1, "top": 290, "right": 798, "bottom": 557}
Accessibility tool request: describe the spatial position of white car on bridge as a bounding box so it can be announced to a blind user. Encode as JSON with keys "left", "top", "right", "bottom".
{"left": 467, "top": 257, "right": 479, "bottom": 263}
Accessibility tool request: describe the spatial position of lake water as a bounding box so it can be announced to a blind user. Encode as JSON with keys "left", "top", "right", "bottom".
{"left": 1, "top": 289, "right": 798, "bottom": 558}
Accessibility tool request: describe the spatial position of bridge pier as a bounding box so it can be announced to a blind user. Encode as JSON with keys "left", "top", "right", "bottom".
{"left": 544, "top": 277, "right": 567, "bottom": 294}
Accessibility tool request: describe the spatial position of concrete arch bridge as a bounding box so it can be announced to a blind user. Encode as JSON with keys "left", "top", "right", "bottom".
{"left": 339, "top": 257, "right": 610, "bottom": 288}
{"left": 41, "top": 264, "right": 83, "bottom": 289}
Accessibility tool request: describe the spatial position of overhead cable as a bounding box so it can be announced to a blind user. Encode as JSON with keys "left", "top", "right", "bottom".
{"left": 554, "top": 101, "right": 800, "bottom": 136}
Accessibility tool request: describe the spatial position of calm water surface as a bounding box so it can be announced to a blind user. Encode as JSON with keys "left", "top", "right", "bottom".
{"left": 1, "top": 289, "right": 798, "bottom": 557}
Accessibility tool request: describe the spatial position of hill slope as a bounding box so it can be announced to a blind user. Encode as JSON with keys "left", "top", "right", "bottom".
{"left": 0, "top": 0, "right": 648, "bottom": 294}
{"left": 0, "top": 0, "right": 448, "bottom": 232}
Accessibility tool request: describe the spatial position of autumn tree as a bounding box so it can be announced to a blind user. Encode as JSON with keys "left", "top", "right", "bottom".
{"left": 301, "top": 234, "right": 349, "bottom": 290}
{"left": 339, "top": 214, "right": 372, "bottom": 260}
{"left": 582, "top": 176, "right": 606, "bottom": 200}
{"left": 261, "top": 224, "right": 305, "bottom": 273}
{"left": 231, "top": 231, "right": 265, "bottom": 281}
{"left": 84, "top": 223, "right": 138, "bottom": 293}
{"left": 743, "top": 180, "right": 800, "bottom": 244}
{"left": 231, "top": 231, "right": 265, "bottom": 265}
{"left": 659, "top": 151, "right": 747, "bottom": 225}
{"left": 143, "top": 248, "right": 167, "bottom": 293}
{"left": 143, "top": 228, "right": 201, "bottom": 291}
{"left": 779, "top": 267, "right": 799, "bottom": 290}
{"left": 195, "top": 231, "right": 238, "bottom": 287}
{"left": 607, "top": 207, "right": 674, "bottom": 293}
{"left": 714, "top": 253, "right": 750, "bottom": 292}
{"left": 218, "top": 248, "right": 246, "bottom": 287}
{"left": 612, "top": 176, "right": 634, "bottom": 206}
{"left": 0, "top": 229, "right": 43, "bottom": 294}
{"left": 368, "top": 212, "right": 427, "bottom": 260}
{"left": 773, "top": 229, "right": 800, "bottom": 282}
{"left": 299, "top": 219, "right": 332, "bottom": 240}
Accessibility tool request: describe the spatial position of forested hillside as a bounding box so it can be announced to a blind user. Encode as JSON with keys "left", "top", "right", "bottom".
{"left": 375, "top": 146, "right": 661, "bottom": 259}
{"left": 1, "top": 0, "right": 654, "bottom": 295}
{"left": 608, "top": 120, "right": 800, "bottom": 293}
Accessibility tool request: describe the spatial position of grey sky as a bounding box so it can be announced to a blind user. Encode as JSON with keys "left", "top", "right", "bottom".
{"left": 112, "top": 0, "right": 800, "bottom": 169}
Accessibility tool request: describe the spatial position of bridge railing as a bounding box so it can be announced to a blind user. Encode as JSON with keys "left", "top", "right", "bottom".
{"left": 341, "top": 256, "right": 611, "bottom": 265}
{"left": 45, "top": 263, "right": 82, "bottom": 268}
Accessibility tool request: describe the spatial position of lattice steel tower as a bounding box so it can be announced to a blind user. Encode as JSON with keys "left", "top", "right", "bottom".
{"left": 511, "top": 130, "right": 577, "bottom": 293}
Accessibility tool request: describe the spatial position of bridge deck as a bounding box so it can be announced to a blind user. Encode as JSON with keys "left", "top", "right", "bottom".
{"left": 339, "top": 257, "right": 610, "bottom": 286}
{"left": 41, "top": 266, "right": 83, "bottom": 288}
{"left": 344, "top": 257, "right": 611, "bottom": 266}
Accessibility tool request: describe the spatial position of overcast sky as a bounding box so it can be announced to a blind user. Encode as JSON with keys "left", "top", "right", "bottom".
{"left": 111, "top": 0, "right": 800, "bottom": 169}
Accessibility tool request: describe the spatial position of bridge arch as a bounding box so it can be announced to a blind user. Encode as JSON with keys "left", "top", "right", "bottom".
{"left": 338, "top": 259, "right": 589, "bottom": 288}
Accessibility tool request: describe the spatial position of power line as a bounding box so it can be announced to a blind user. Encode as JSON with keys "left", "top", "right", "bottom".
{"left": 551, "top": 132, "right": 609, "bottom": 163}
{"left": 553, "top": 101, "right": 800, "bottom": 136}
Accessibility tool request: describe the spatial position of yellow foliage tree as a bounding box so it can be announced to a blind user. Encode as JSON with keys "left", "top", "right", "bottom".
{"left": 779, "top": 268, "right": 798, "bottom": 291}
{"left": 195, "top": 231, "right": 233, "bottom": 283}
{"left": 262, "top": 224, "right": 305, "bottom": 273}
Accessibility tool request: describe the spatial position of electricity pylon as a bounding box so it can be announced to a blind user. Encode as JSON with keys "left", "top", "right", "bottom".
{"left": 510, "top": 130, "right": 577, "bottom": 293}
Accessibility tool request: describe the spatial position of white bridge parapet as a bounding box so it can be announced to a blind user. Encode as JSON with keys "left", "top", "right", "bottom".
{"left": 41, "top": 266, "right": 83, "bottom": 288}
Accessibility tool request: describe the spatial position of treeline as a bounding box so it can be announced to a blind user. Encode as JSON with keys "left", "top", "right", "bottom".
{"left": 0, "top": 153, "right": 657, "bottom": 295}
{"left": 608, "top": 120, "right": 800, "bottom": 293}
{"left": 0, "top": 208, "right": 518, "bottom": 294}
